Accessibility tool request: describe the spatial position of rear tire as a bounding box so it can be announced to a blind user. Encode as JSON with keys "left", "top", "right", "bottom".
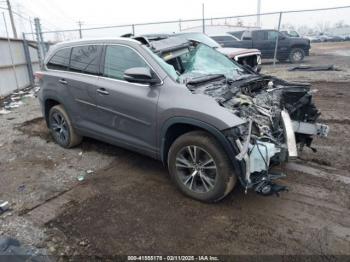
{"left": 168, "top": 131, "right": 237, "bottom": 202}
{"left": 289, "top": 48, "right": 305, "bottom": 63}
{"left": 49, "top": 105, "right": 82, "bottom": 148}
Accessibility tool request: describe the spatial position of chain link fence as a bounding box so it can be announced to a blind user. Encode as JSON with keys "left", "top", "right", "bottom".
{"left": 16, "top": 5, "right": 350, "bottom": 83}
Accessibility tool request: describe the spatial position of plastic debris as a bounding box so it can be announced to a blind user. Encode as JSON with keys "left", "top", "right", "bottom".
{"left": 18, "top": 185, "right": 26, "bottom": 192}
{"left": 86, "top": 170, "right": 94, "bottom": 174}
{"left": 4, "top": 101, "right": 24, "bottom": 109}
{"left": 0, "top": 109, "right": 11, "bottom": 115}
{"left": 288, "top": 65, "right": 340, "bottom": 71}
{"left": 0, "top": 201, "right": 9, "bottom": 214}
{"left": 78, "top": 152, "right": 83, "bottom": 156}
{"left": 77, "top": 175, "right": 85, "bottom": 181}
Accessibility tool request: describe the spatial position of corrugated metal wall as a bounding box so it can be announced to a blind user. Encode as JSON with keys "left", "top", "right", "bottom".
{"left": 0, "top": 38, "right": 39, "bottom": 97}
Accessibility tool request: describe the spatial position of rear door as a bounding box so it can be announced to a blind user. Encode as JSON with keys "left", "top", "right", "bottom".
{"left": 63, "top": 45, "right": 103, "bottom": 130}
{"left": 253, "top": 30, "right": 288, "bottom": 58}
{"left": 251, "top": 30, "right": 274, "bottom": 58}
{"left": 94, "top": 44, "right": 160, "bottom": 156}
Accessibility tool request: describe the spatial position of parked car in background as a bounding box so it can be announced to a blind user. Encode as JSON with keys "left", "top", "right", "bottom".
{"left": 37, "top": 37, "right": 328, "bottom": 202}
{"left": 305, "top": 33, "right": 346, "bottom": 43}
{"left": 215, "top": 29, "right": 311, "bottom": 63}
{"left": 132, "top": 32, "right": 262, "bottom": 72}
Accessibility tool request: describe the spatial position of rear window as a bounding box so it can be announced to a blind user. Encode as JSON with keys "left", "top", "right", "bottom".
{"left": 47, "top": 48, "right": 71, "bottom": 71}
{"left": 211, "top": 36, "right": 236, "bottom": 43}
{"left": 70, "top": 45, "right": 101, "bottom": 75}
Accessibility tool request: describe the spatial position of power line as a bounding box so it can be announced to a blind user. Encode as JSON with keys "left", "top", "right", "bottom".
{"left": 14, "top": 2, "right": 60, "bottom": 30}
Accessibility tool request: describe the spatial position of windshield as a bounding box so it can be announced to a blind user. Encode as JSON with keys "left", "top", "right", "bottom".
{"left": 143, "top": 43, "right": 249, "bottom": 83}
{"left": 177, "top": 44, "right": 247, "bottom": 82}
{"left": 142, "top": 45, "right": 178, "bottom": 81}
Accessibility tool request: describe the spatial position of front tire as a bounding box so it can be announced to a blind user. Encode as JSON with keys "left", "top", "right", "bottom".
{"left": 289, "top": 48, "right": 305, "bottom": 63}
{"left": 49, "top": 105, "right": 82, "bottom": 148}
{"left": 168, "top": 131, "right": 237, "bottom": 202}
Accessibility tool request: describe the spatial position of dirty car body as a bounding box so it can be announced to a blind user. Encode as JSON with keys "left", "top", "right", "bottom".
{"left": 37, "top": 37, "right": 328, "bottom": 202}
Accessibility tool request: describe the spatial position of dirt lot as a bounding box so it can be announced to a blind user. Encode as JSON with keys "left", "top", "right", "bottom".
{"left": 0, "top": 42, "right": 350, "bottom": 257}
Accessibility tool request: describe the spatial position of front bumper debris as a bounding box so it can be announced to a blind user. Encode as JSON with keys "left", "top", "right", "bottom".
{"left": 233, "top": 110, "right": 302, "bottom": 196}
{"left": 292, "top": 121, "right": 329, "bottom": 137}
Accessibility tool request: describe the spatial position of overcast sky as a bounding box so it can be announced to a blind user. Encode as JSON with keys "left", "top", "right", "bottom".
{"left": 1, "top": 0, "right": 350, "bottom": 38}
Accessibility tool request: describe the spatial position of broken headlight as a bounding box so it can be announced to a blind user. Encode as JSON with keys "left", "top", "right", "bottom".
{"left": 223, "top": 121, "right": 250, "bottom": 139}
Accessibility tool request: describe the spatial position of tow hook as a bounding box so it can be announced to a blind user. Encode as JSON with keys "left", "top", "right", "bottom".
{"left": 254, "top": 172, "right": 288, "bottom": 197}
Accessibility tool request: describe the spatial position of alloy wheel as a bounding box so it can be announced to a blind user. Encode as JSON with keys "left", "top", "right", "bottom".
{"left": 175, "top": 145, "right": 217, "bottom": 193}
{"left": 50, "top": 112, "right": 69, "bottom": 145}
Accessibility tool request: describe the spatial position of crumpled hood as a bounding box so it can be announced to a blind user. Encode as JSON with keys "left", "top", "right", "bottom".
{"left": 217, "top": 47, "right": 261, "bottom": 58}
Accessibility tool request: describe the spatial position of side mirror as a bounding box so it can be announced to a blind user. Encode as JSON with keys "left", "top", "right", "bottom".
{"left": 279, "top": 35, "right": 286, "bottom": 40}
{"left": 123, "top": 67, "right": 160, "bottom": 85}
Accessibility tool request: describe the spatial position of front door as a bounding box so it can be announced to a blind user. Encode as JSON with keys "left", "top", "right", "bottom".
{"left": 94, "top": 44, "right": 161, "bottom": 156}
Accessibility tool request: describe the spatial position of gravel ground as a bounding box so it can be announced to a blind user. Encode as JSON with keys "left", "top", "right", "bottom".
{"left": 262, "top": 42, "right": 350, "bottom": 82}
{"left": 0, "top": 42, "right": 349, "bottom": 257}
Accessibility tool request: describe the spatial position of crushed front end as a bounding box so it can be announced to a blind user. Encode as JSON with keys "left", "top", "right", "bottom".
{"left": 186, "top": 75, "right": 329, "bottom": 196}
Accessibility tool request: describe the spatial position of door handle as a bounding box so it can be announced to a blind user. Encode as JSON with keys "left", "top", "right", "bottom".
{"left": 97, "top": 88, "right": 109, "bottom": 95}
{"left": 59, "top": 79, "right": 67, "bottom": 85}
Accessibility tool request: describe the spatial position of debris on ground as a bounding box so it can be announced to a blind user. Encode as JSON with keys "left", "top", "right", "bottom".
{"left": 0, "top": 109, "right": 11, "bottom": 115}
{"left": 288, "top": 65, "right": 341, "bottom": 71}
{"left": 0, "top": 86, "right": 40, "bottom": 114}
{"left": 0, "top": 201, "right": 10, "bottom": 215}
{"left": 77, "top": 170, "right": 94, "bottom": 181}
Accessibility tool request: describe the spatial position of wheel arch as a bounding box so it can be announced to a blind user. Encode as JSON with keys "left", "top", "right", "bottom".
{"left": 160, "top": 117, "right": 244, "bottom": 178}
{"left": 43, "top": 97, "right": 62, "bottom": 126}
{"left": 290, "top": 44, "right": 307, "bottom": 52}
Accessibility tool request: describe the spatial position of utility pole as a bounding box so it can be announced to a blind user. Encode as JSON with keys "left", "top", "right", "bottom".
{"left": 257, "top": 0, "right": 261, "bottom": 28}
{"left": 6, "top": 0, "right": 17, "bottom": 38}
{"left": 2, "top": 12, "right": 19, "bottom": 90}
{"left": 77, "top": 20, "right": 83, "bottom": 39}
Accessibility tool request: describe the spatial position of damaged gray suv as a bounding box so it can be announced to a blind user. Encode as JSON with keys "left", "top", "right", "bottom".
{"left": 37, "top": 37, "right": 329, "bottom": 202}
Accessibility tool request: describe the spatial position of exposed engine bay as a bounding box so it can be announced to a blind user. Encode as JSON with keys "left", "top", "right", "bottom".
{"left": 145, "top": 36, "right": 329, "bottom": 196}
{"left": 183, "top": 74, "right": 329, "bottom": 195}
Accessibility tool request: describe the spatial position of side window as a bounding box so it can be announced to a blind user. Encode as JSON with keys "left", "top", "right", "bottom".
{"left": 70, "top": 45, "right": 101, "bottom": 75}
{"left": 242, "top": 31, "right": 252, "bottom": 40}
{"left": 212, "top": 36, "right": 235, "bottom": 42}
{"left": 254, "top": 31, "right": 266, "bottom": 40}
{"left": 103, "top": 45, "right": 149, "bottom": 80}
{"left": 267, "top": 31, "right": 278, "bottom": 41}
{"left": 47, "top": 48, "right": 71, "bottom": 71}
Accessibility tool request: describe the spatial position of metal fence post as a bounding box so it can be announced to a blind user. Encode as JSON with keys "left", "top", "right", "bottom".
{"left": 179, "top": 19, "right": 182, "bottom": 32}
{"left": 273, "top": 12, "right": 283, "bottom": 66}
{"left": 202, "top": 3, "right": 205, "bottom": 33}
{"left": 132, "top": 24, "right": 135, "bottom": 36}
{"left": 34, "top": 17, "right": 44, "bottom": 69}
{"left": 22, "top": 33, "right": 34, "bottom": 86}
